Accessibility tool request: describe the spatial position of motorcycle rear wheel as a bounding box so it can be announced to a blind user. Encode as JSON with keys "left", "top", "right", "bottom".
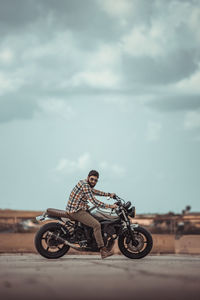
{"left": 118, "top": 226, "right": 153, "bottom": 259}
{"left": 34, "top": 222, "right": 70, "bottom": 259}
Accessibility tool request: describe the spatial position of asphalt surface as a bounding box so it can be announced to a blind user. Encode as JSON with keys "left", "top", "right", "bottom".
{"left": 0, "top": 254, "right": 200, "bottom": 300}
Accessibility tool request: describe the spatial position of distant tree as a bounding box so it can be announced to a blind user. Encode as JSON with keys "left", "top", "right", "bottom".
{"left": 185, "top": 205, "right": 191, "bottom": 212}
{"left": 167, "top": 211, "right": 174, "bottom": 216}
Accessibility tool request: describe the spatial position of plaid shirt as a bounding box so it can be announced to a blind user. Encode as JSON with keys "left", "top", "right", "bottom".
{"left": 66, "top": 179, "right": 112, "bottom": 213}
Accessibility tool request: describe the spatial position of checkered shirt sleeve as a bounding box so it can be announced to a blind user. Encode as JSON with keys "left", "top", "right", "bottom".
{"left": 66, "top": 180, "right": 112, "bottom": 212}
{"left": 92, "top": 188, "right": 110, "bottom": 197}
{"left": 82, "top": 183, "right": 111, "bottom": 209}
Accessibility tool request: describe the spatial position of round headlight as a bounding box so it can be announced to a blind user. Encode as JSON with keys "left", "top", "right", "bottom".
{"left": 124, "top": 201, "right": 131, "bottom": 209}
{"left": 128, "top": 206, "right": 135, "bottom": 218}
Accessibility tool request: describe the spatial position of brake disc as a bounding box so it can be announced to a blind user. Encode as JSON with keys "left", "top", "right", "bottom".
{"left": 127, "top": 234, "right": 144, "bottom": 252}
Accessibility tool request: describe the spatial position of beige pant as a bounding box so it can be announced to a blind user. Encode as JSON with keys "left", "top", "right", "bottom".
{"left": 68, "top": 209, "right": 104, "bottom": 248}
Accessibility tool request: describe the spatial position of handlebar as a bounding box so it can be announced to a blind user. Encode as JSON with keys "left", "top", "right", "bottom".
{"left": 107, "top": 195, "right": 125, "bottom": 207}
{"left": 114, "top": 195, "right": 125, "bottom": 205}
{"left": 89, "top": 195, "right": 125, "bottom": 213}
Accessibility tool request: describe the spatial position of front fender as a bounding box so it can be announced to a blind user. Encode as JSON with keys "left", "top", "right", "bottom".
{"left": 130, "top": 223, "right": 139, "bottom": 229}
{"left": 119, "top": 223, "right": 139, "bottom": 237}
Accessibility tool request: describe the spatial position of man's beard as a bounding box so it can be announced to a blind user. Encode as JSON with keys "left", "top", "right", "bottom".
{"left": 88, "top": 180, "right": 96, "bottom": 188}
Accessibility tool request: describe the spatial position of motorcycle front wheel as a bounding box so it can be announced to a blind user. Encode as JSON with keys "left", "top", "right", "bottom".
{"left": 118, "top": 226, "right": 153, "bottom": 259}
{"left": 34, "top": 222, "right": 70, "bottom": 259}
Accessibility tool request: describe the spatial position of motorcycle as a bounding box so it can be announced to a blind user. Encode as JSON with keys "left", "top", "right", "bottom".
{"left": 34, "top": 196, "right": 153, "bottom": 259}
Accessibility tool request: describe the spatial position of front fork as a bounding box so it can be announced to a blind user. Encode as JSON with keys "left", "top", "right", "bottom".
{"left": 121, "top": 210, "right": 138, "bottom": 247}
{"left": 124, "top": 216, "right": 139, "bottom": 246}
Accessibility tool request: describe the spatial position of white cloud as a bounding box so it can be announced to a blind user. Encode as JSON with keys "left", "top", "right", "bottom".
{"left": 188, "top": 6, "right": 200, "bottom": 43}
{"left": 71, "top": 70, "right": 120, "bottom": 88}
{"left": 5, "top": 30, "right": 87, "bottom": 91}
{"left": 0, "top": 73, "right": 13, "bottom": 94}
{"left": 121, "top": 24, "right": 166, "bottom": 58}
{"left": 36, "top": 98, "right": 75, "bottom": 120}
{"left": 70, "top": 43, "right": 121, "bottom": 89}
{"left": 119, "top": 1, "right": 200, "bottom": 59}
{"left": 22, "top": 30, "right": 78, "bottom": 61}
{"left": 56, "top": 153, "right": 91, "bottom": 173}
{"left": 99, "top": 160, "right": 126, "bottom": 177}
{"left": 89, "top": 44, "right": 121, "bottom": 68}
{"left": 0, "top": 72, "right": 24, "bottom": 96}
{"left": 175, "top": 68, "right": 200, "bottom": 93}
{"left": 98, "top": 0, "right": 133, "bottom": 18}
{"left": 56, "top": 154, "right": 126, "bottom": 178}
{"left": 0, "top": 49, "right": 14, "bottom": 64}
{"left": 184, "top": 110, "right": 200, "bottom": 130}
{"left": 146, "top": 121, "right": 162, "bottom": 141}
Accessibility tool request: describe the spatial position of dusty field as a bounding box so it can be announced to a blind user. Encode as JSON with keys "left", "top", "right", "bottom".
{"left": 1, "top": 233, "right": 200, "bottom": 254}
{"left": 0, "top": 233, "right": 174, "bottom": 254}
{"left": 0, "top": 209, "right": 42, "bottom": 219}
{"left": 0, "top": 254, "right": 200, "bottom": 300}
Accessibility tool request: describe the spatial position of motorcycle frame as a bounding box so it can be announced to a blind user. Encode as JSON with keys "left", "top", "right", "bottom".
{"left": 36, "top": 199, "right": 139, "bottom": 249}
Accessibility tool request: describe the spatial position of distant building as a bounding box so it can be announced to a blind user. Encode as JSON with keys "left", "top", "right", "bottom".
{"left": 132, "top": 212, "right": 200, "bottom": 235}
{"left": 1, "top": 209, "right": 200, "bottom": 235}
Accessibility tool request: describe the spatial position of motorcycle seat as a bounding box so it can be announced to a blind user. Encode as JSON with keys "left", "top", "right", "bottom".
{"left": 46, "top": 208, "right": 75, "bottom": 220}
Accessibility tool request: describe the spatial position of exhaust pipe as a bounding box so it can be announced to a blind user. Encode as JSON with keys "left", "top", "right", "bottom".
{"left": 48, "top": 232, "right": 85, "bottom": 251}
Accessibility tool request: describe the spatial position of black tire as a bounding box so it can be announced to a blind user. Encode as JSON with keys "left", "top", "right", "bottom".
{"left": 34, "top": 222, "right": 70, "bottom": 259}
{"left": 118, "top": 226, "right": 153, "bottom": 259}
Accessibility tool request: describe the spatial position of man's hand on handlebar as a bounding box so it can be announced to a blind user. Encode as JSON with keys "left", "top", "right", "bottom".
{"left": 109, "top": 193, "right": 116, "bottom": 199}
{"left": 110, "top": 204, "right": 118, "bottom": 209}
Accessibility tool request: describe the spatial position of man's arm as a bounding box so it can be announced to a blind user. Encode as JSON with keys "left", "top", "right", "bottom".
{"left": 92, "top": 189, "right": 116, "bottom": 199}
{"left": 82, "top": 184, "right": 112, "bottom": 209}
{"left": 92, "top": 188, "right": 110, "bottom": 197}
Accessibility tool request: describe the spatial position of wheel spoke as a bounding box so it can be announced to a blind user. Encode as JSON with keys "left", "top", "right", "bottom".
{"left": 46, "top": 246, "right": 50, "bottom": 251}
{"left": 119, "top": 229, "right": 152, "bottom": 258}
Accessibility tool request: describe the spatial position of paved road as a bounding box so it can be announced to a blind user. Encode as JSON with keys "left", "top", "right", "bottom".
{"left": 0, "top": 254, "right": 200, "bottom": 300}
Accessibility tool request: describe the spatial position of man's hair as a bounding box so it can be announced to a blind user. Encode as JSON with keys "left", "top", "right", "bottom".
{"left": 88, "top": 170, "right": 99, "bottom": 178}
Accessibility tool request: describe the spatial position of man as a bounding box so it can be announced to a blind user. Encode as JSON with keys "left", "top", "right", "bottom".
{"left": 66, "top": 170, "right": 117, "bottom": 259}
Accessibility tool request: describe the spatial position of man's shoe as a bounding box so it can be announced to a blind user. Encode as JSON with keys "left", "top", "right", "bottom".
{"left": 100, "top": 247, "right": 114, "bottom": 259}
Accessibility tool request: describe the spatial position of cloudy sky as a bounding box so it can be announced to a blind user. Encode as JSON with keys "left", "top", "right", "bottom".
{"left": 0, "top": 0, "right": 200, "bottom": 214}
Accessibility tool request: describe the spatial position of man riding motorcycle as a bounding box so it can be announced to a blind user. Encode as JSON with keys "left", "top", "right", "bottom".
{"left": 66, "top": 170, "right": 117, "bottom": 259}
